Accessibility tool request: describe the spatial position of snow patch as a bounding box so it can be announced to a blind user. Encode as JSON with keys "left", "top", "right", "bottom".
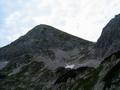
{"left": 65, "top": 64, "right": 75, "bottom": 69}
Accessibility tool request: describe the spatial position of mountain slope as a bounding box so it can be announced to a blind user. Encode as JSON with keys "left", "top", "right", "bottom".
{"left": 0, "top": 50, "right": 120, "bottom": 90}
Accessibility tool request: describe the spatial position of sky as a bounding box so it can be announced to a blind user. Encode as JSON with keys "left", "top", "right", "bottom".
{"left": 0, "top": 0, "right": 120, "bottom": 47}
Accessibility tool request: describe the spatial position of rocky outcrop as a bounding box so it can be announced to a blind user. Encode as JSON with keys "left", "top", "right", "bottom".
{"left": 96, "top": 14, "right": 120, "bottom": 57}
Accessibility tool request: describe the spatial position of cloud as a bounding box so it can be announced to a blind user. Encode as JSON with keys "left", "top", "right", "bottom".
{"left": 0, "top": 0, "right": 120, "bottom": 47}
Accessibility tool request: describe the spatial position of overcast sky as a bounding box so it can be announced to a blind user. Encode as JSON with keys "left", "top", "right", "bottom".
{"left": 0, "top": 0, "right": 120, "bottom": 47}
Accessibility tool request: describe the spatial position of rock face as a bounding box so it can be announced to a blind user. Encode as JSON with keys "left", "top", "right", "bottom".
{"left": 96, "top": 14, "right": 120, "bottom": 57}
{"left": 0, "top": 14, "right": 120, "bottom": 90}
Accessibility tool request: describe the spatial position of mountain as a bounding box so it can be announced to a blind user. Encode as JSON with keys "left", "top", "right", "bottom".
{"left": 0, "top": 14, "right": 120, "bottom": 90}
{"left": 0, "top": 25, "right": 91, "bottom": 60}
{"left": 0, "top": 24, "right": 94, "bottom": 70}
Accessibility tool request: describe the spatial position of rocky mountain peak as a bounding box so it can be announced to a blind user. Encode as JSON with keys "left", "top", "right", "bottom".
{"left": 22, "top": 24, "right": 86, "bottom": 42}
{"left": 27, "top": 24, "right": 57, "bottom": 35}
{"left": 0, "top": 24, "right": 93, "bottom": 62}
